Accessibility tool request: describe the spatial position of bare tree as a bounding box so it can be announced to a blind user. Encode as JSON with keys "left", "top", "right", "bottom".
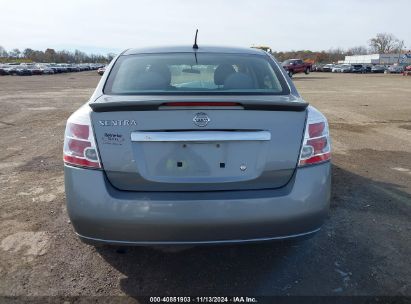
{"left": 74, "top": 49, "right": 87, "bottom": 63}
{"left": 368, "top": 33, "right": 402, "bottom": 54}
{"left": 23, "top": 48, "right": 35, "bottom": 59}
{"left": 0, "top": 45, "right": 8, "bottom": 58}
{"left": 327, "top": 48, "right": 347, "bottom": 63}
{"left": 107, "top": 53, "right": 116, "bottom": 61}
{"left": 347, "top": 46, "right": 369, "bottom": 55}
{"left": 10, "top": 48, "right": 21, "bottom": 58}
{"left": 44, "top": 48, "right": 57, "bottom": 62}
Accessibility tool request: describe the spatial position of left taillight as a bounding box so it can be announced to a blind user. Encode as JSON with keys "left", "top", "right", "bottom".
{"left": 63, "top": 107, "right": 101, "bottom": 169}
{"left": 298, "top": 107, "right": 331, "bottom": 167}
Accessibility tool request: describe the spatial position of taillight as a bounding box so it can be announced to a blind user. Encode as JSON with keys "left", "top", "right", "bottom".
{"left": 63, "top": 106, "right": 101, "bottom": 169}
{"left": 298, "top": 107, "right": 331, "bottom": 166}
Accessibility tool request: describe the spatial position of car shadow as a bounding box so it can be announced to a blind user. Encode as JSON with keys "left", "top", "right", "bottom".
{"left": 96, "top": 164, "right": 411, "bottom": 297}
{"left": 97, "top": 239, "right": 301, "bottom": 297}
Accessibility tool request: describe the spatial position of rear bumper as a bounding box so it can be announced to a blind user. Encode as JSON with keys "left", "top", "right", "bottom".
{"left": 64, "top": 162, "right": 331, "bottom": 245}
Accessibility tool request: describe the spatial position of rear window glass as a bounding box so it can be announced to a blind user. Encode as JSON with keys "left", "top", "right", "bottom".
{"left": 104, "top": 53, "right": 289, "bottom": 95}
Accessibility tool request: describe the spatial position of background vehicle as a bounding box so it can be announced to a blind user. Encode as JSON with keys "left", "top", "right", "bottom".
{"left": 312, "top": 64, "right": 325, "bottom": 72}
{"left": 28, "top": 65, "right": 43, "bottom": 75}
{"left": 351, "top": 64, "right": 366, "bottom": 73}
{"left": 332, "top": 65, "right": 342, "bottom": 73}
{"left": 49, "top": 64, "right": 63, "bottom": 73}
{"left": 37, "top": 64, "right": 55, "bottom": 75}
{"left": 371, "top": 65, "right": 387, "bottom": 73}
{"left": 251, "top": 45, "right": 273, "bottom": 53}
{"left": 0, "top": 62, "right": 105, "bottom": 76}
{"left": 97, "top": 66, "right": 106, "bottom": 75}
{"left": 322, "top": 64, "right": 334, "bottom": 72}
{"left": 387, "top": 65, "right": 404, "bottom": 74}
{"left": 10, "top": 66, "right": 33, "bottom": 76}
{"left": 0, "top": 64, "right": 11, "bottom": 75}
{"left": 340, "top": 64, "right": 352, "bottom": 73}
{"left": 57, "top": 64, "right": 68, "bottom": 72}
{"left": 282, "top": 59, "right": 312, "bottom": 77}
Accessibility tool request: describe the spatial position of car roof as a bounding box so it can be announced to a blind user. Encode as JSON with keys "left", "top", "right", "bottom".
{"left": 123, "top": 45, "right": 267, "bottom": 56}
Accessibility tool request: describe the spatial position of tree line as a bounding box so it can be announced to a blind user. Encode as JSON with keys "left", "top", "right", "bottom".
{"left": 271, "top": 33, "right": 407, "bottom": 63}
{"left": 0, "top": 33, "right": 407, "bottom": 64}
{"left": 0, "top": 46, "right": 115, "bottom": 63}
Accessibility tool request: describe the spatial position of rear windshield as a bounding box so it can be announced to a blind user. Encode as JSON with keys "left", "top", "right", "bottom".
{"left": 104, "top": 53, "right": 289, "bottom": 95}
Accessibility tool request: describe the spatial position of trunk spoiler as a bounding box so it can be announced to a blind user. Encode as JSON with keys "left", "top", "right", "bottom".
{"left": 89, "top": 97, "right": 308, "bottom": 112}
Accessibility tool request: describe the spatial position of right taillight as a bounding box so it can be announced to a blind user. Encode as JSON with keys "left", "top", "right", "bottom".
{"left": 63, "top": 106, "right": 101, "bottom": 169}
{"left": 298, "top": 107, "right": 331, "bottom": 166}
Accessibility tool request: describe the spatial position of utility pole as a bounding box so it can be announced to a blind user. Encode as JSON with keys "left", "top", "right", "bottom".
{"left": 397, "top": 41, "right": 404, "bottom": 64}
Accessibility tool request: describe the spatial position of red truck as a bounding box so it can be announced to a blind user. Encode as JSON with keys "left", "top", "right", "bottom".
{"left": 282, "top": 59, "right": 312, "bottom": 77}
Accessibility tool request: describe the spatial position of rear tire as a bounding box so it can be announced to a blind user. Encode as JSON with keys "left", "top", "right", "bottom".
{"left": 288, "top": 70, "right": 293, "bottom": 78}
{"left": 305, "top": 68, "right": 310, "bottom": 75}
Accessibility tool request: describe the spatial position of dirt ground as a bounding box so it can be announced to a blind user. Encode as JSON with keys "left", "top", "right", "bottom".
{"left": 0, "top": 71, "right": 410, "bottom": 300}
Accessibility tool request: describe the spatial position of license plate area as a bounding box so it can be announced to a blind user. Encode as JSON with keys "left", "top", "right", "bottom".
{"left": 131, "top": 131, "right": 270, "bottom": 183}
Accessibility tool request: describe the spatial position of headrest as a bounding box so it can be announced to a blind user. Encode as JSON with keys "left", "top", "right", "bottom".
{"left": 134, "top": 71, "right": 169, "bottom": 90}
{"left": 148, "top": 63, "right": 171, "bottom": 85}
{"left": 224, "top": 72, "right": 254, "bottom": 90}
{"left": 214, "top": 64, "right": 235, "bottom": 85}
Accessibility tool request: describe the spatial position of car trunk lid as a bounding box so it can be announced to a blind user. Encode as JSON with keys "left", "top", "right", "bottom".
{"left": 90, "top": 95, "right": 307, "bottom": 192}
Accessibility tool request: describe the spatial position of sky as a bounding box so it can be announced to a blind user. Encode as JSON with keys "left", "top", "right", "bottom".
{"left": 1, "top": 0, "right": 410, "bottom": 55}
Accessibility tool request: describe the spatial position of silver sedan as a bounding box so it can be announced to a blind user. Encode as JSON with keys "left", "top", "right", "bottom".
{"left": 63, "top": 46, "right": 331, "bottom": 245}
